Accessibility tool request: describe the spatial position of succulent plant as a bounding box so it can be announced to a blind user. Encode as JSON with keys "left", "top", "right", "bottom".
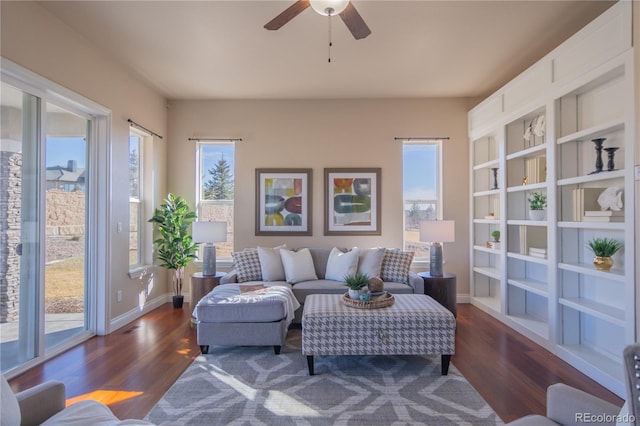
{"left": 587, "top": 238, "right": 622, "bottom": 257}
{"left": 343, "top": 272, "right": 370, "bottom": 290}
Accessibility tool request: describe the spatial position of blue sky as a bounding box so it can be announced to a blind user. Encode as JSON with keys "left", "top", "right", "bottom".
{"left": 403, "top": 144, "right": 438, "bottom": 201}
{"left": 46, "top": 137, "right": 86, "bottom": 168}
{"left": 201, "top": 144, "right": 235, "bottom": 182}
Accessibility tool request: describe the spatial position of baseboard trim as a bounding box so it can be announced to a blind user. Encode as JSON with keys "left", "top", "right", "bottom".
{"left": 108, "top": 293, "right": 172, "bottom": 334}
{"left": 457, "top": 293, "right": 471, "bottom": 304}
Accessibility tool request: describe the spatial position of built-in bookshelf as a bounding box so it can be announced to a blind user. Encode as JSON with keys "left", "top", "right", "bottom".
{"left": 468, "top": 2, "right": 634, "bottom": 397}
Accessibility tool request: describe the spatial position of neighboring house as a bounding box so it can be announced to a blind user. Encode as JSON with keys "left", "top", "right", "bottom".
{"left": 46, "top": 160, "right": 85, "bottom": 191}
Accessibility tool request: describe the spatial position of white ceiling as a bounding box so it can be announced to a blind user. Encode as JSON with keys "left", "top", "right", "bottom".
{"left": 38, "top": 0, "right": 614, "bottom": 100}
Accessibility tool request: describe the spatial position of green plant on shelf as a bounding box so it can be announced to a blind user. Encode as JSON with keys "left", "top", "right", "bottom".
{"left": 587, "top": 238, "right": 622, "bottom": 257}
{"left": 491, "top": 230, "right": 500, "bottom": 242}
{"left": 528, "top": 192, "right": 547, "bottom": 210}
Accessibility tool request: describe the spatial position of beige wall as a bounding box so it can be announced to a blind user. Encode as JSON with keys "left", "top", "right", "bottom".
{"left": 1, "top": 1, "right": 169, "bottom": 323}
{"left": 167, "top": 98, "right": 472, "bottom": 295}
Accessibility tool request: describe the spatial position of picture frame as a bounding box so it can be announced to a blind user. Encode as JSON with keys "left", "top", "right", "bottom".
{"left": 255, "top": 168, "right": 312, "bottom": 236}
{"left": 324, "top": 168, "right": 381, "bottom": 235}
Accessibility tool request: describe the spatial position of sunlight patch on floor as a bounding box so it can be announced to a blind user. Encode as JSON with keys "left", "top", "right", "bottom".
{"left": 264, "top": 390, "right": 321, "bottom": 417}
{"left": 66, "top": 390, "right": 144, "bottom": 406}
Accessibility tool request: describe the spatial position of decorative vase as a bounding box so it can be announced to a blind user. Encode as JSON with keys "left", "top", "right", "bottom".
{"left": 491, "top": 168, "right": 499, "bottom": 190}
{"left": 528, "top": 210, "right": 545, "bottom": 221}
{"left": 348, "top": 289, "right": 362, "bottom": 300}
{"left": 172, "top": 295, "right": 184, "bottom": 308}
{"left": 593, "top": 256, "right": 613, "bottom": 271}
{"left": 368, "top": 277, "right": 384, "bottom": 293}
{"left": 604, "top": 147, "right": 619, "bottom": 171}
{"left": 589, "top": 138, "right": 606, "bottom": 174}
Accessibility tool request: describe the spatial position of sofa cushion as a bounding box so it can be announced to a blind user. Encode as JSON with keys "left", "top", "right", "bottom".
{"left": 231, "top": 249, "right": 262, "bottom": 282}
{"left": 292, "top": 279, "right": 349, "bottom": 304}
{"left": 382, "top": 282, "right": 415, "bottom": 294}
{"left": 280, "top": 248, "right": 318, "bottom": 284}
{"left": 257, "top": 245, "right": 286, "bottom": 281}
{"left": 325, "top": 247, "right": 360, "bottom": 281}
{"left": 357, "top": 247, "right": 385, "bottom": 278}
{"left": 306, "top": 247, "right": 334, "bottom": 279}
{"left": 381, "top": 249, "right": 414, "bottom": 284}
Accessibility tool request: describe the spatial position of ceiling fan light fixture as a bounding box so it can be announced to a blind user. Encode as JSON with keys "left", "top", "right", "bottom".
{"left": 310, "top": 0, "right": 349, "bottom": 16}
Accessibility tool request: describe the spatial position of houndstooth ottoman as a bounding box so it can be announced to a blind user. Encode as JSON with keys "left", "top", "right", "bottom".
{"left": 302, "top": 293, "right": 456, "bottom": 375}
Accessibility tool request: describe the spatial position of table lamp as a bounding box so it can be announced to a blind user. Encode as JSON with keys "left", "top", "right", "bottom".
{"left": 192, "top": 221, "right": 227, "bottom": 276}
{"left": 420, "top": 220, "right": 455, "bottom": 277}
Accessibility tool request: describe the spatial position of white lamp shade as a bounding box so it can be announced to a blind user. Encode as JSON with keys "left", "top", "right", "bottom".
{"left": 192, "top": 221, "right": 227, "bottom": 243}
{"left": 310, "top": 0, "right": 350, "bottom": 16}
{"left": 419, "top": 220, "right": 455, "bottom": 243}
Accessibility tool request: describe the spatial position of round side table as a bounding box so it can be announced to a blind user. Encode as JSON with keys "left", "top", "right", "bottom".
{"left": 190, "top": 272, "right": 224, "bottom": 313}
{"left": 418, "top": 272, "right": 457, "bottom": 318}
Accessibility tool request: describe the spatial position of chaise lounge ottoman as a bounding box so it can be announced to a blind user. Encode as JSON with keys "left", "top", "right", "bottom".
{"left": 302, "top": 293, "right": 456, "bottom": 375}
{"left": 194, "top": 283, "right": 300, "bottom": 355}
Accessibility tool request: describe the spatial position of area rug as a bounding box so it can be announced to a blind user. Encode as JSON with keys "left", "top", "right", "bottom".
{"left": 146, "top": 330, "right": 503, "bottom": 425}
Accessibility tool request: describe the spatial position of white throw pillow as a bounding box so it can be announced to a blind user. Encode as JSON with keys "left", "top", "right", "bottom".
{"left": 325, "top": 247, "right": 361, "bottom": 281}
{"left": 257, "top": 245, "right": 287, "bottom": 281}
{"left": 357, "top": 247, "right": 385, "bottom": 278}
{"left": 280, "top": 248, "right": 318, "bottom": 284}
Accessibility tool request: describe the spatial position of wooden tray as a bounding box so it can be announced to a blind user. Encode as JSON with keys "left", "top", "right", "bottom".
{"left": 342, "top": 292, "right": 394, "bottom": 309}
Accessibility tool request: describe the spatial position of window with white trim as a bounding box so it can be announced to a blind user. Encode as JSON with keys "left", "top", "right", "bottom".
{"left": 128, "top": 128, "right": 145, "bottom": 268}
{"left": 402, "top": 139, "right": 443, "bottom": 259}
{"left": 196, "top": 142, "right": 234, "bottom": 260}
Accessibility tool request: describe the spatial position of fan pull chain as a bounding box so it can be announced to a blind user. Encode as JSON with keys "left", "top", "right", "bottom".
{"left": 328, "top": 14, "right": 333, "bottom": 63}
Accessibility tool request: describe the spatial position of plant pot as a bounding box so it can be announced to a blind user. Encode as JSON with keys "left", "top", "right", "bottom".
{"left": 528, "top": 210, "right": 545, "bottom": 221}
{"left": 593, "top": 256, "right": 613, "bottom": 271}
{"left": 348, "top": 289, "right": 362, "bottom": 300}
{"left": 172, "top": 295, "right": 184, "bottom": 308}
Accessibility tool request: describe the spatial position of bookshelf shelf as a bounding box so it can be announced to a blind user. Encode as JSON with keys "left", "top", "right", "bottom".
{"left": 559, "top": 297, "right": 625, "bottom": 327}
{"left": 473, "top": 159, "right": 500, "bottom": 170}
{"left": 506, "top": 182, "right": 547, "bottom": 193}
{"left": 557, "top": 170, "right": 625, "bottom": 187}
{"left": 558, "top": 262, "right": 625, "bottom": 282}
{"left": 556, "top": 118, "right": 625, "bottom": 145}
{"left": 469, "top": 2, "right": 634, "bottom": 397}
{"left": 505, "top": 144, "right": 546, "bottom": 160}
{"left": 507, "top": 277, "right": 548, "bottom": 297}
{"left": 507, "top": 252, "right": 548, "bottom": 265}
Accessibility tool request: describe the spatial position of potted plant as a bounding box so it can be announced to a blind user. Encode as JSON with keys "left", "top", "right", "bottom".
{"left": 528, "top": 192, "right": 547, "bottom": 220}
{"left": 344, "top": 272, "right": 370, "bottom": 300}
{"left": 491, "top": 230, "right": 500, "bottom": 242}
{"left": 149, "top": 194, "right": 199, "bottom": 308}
{"left": 587, "top": 237, "right": 622, "bottom": 271}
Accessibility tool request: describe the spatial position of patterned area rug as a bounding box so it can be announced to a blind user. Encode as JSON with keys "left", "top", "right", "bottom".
{"left": 146, "top": 330, "right": 503, "bottom": 425}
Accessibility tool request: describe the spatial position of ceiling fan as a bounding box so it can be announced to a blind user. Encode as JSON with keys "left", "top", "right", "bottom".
{"left": 264, "top": 0, "right": 371, "bottom": 40}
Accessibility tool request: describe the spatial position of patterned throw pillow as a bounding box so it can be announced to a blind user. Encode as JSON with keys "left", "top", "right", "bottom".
{"left": 231, "top": 249, "right": 262, "bottom": 282}
{"left": 380, "top": 249, "right": 414, "bottom": 284}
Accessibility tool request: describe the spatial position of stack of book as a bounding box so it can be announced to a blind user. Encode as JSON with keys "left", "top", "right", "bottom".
{"left": 528, "top": 247, "right": 547, "bottom": 259}
{"left": 572, "top": 188, "right": 603, "bottom": 221}
{"left": 519, "top": 225, "right": 547, "bottom": 255}
{"left": 525, "top": 156, "right": 546, "bottom": 184}
{"left": 583, "top": 210, "right": 624, "bottom": 222}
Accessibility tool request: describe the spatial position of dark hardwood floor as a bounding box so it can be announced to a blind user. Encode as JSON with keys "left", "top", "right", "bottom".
{"left": 8, "top": 303, "right": 623, "bottom": 423}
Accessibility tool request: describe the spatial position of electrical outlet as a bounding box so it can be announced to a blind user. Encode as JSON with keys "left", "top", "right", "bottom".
{"left": 116, "top": 290, "right": 123, "bottom": 302}
{"left": 635, "top": 165, "right": 640, "bottom": 181}
{"left": 117, "top": 222, "right": 123, "bottom": 233}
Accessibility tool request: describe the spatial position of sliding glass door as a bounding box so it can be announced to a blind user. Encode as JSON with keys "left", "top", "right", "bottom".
{"left": 1, "top": 81, "right": 96, "bottom": 373}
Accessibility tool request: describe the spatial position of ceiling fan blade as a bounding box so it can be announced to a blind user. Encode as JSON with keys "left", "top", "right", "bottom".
{"left": 339, "top": 2, "right": 371, "bottom": 40}
{"left": 264, "top": 0, "right": 311, "bottom": 31}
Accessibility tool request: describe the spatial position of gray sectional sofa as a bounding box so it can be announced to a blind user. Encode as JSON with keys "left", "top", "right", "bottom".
{"left": 194, "top": 247, "right": 424, "bottom": 354}
{"left": 220, "top": 247, "right": 424, "bottom": 322}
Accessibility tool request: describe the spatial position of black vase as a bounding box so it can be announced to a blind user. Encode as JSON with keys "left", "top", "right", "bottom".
{"left": 589, "top": 138, "right": 606, "bottom": 174}
{"left": 172, "top": 295, "right": 184, "bottom": 309}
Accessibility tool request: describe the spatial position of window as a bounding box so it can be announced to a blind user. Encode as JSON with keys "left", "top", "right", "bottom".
{"left": 402, "top": 140, "right": 443, "bottom": 259}
{"left": 196, "top": 142, "right": 234, "bottom": 259}
{"left": 129, "top": 128, "right": 145, "bottom": 268}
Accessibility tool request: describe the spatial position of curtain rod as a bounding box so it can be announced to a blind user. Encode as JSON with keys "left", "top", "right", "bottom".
{"left": 394, "top": 137, "right": 450, "bottom": 141}
{"left": 188, "top": 137, "right": 243, "bottom": 142}
{"left": 127, "top": 119, "right": 163, "bottom": 139}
